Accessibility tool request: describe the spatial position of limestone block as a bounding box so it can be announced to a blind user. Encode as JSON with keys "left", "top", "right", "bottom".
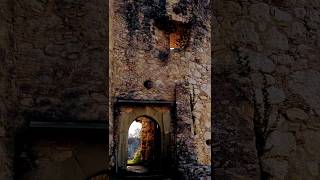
{"left": 271, "top": 54, "right": 294, "bottom": 66}
{"left": 271, "top": 7, "right": 293, "bottom": 23}
{"left": 265, "top": 27, "right": 289, "bottom": 51}
{"left": 302, "top": 130, "right": 320, "bottom": 159}
{"left": 200, "top": 83, "right": 211, "bottom": 97}
{"left": 239, "top": 101, "right": 254, "bottom": 122}
{"left": 249, "top": 53, "right": 275, "bottom": 73}
{"left": 267, "top": 87, "right": 286, "bottom": 104}
{"left": 0, "top": 127, "right": 5, "bottom": 137}
{"left": 262, "top": 158, "right": 288, "bottom": 179}
{"left": 254, "top": 88, "right": 264, "bottom": 105}
{"left": 250, "top": 73, "right": 264, "bottom": 88}
{"left": 249, "top": 3, "right": 270, "bottom": 21}
{"left": 265, "top": 131, "right": 296, "bottom": 157}
{"left": 233, "top": 20, "right": 260, "bottom": 45}
{"left": 286, "top": 108, "right": 308, "bottom": 121}
{"left": 276, "top": 65, "right": 290, "bottom": 75}
{"left": 307, "top": 161, "right": 319, "bottom": 176}
{"left": 294, "top": 8, "right": 306, "bottom": 19}
{"left": 306, "top": 9, "right": 320, "bottom": 30}
{"left": 20, "top": 98, "right": 34, "bottom": 107}
{"left": 226, "top": 1, "right": 242, "bottom": 15}
{"left": 289, "top": 70, "right": 320, "bottom": 116}
{"left": 290, "top": 21, "right": 307, "bottom": 39}
{"left": 265, "top": 74, "right": 276, "bottom": 85}
{"left": 0, "top": 141, "right": 13, "bottom": 180}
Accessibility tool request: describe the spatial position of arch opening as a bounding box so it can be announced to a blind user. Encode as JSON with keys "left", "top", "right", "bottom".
{"left": 126, "top": 116, "right": 161, "bottom": 174}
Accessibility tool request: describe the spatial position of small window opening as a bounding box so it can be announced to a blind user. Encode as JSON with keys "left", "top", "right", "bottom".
{"left": 169, "top": 31, "right": 181, "bottom": 50}
{"left": 169, "top": 22, "right": 190, "bottom": 50}
{"left": 153, "top": 18, "right": 190, "bottom": 52}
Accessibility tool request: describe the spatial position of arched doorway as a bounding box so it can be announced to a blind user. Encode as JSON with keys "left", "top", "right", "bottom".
{"left": 127, "top": 116, "right": 161, "bottom": 173}
{"left": 113, "top": 103, "right": 172, "bottom": 174}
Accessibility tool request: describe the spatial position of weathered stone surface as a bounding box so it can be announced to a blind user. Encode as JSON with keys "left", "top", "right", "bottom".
{"left": 265, "top": 131, "right": 296, "bottom": 157}
{"left": 14, "top": 0, "right": 109, "bottom": 123}
{"left": 265, "top": 27, "right": 289, "bottom": 51}
{"left": 249, "top": 53, "right": 275, "bottom": 73}
{"left": 73, "top": 144, "right": 109, "bottom": 177}
{"left": 0, "top": 0, "right": 320, "bottom": 179}
{"left": 271, "top": 7, "right": 293, "bottom": 23}
{"left": 286, "top": 108, "right": 308, "bottom": 121}
{"left": 109, "top": 0, "right": 211, "bottom": 177}
{"left": 0, "top": 141, "right": 13, "bottom": 180}
{"left": 249, "top": 3, "right": 270, "bottom": 21}
{"left": 261, "top": 158, "right": 289, "bottom": 179}
{"left": 289, "top": 70, "right": 320, "bottom": 115}
{"left": 302, "top": 130, "right": 320, "bottom": 159}
{"left": 267, "top": 87, "right": 286, "bottom": 104}
{"left": 38, "top": 157, "right": 86, "bottom": 180}
{"left": 213, "top": 0, "right": 320, "bottom": 179}
{"left": 0, "top": 0, "right": 16, "bottom": 179}
{"left": 233, "top": 20, "right": 260, "bottom": 45}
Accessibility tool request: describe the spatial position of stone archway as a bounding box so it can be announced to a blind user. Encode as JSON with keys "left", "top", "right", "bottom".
{"left": 113, "top": 101, "right": 172, "bottom": 173}
{"left": 127, "top": 116, "right": 161, "bottom": 171}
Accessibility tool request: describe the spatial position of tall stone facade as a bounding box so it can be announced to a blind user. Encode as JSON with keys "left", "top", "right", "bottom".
{"left": 0, "top": 0, "right": 320, "bottom": 179}
{"left": 213, "top": 0, "right": 320, "bottom": 179}
{"left": 109, "top": 0, "right": 211, "bottom": 178}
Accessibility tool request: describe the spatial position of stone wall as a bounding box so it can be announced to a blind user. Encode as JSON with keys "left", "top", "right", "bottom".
{"left": 109, "top": 0, "right": 211, "bottom": 177}
{"left": 2, "top": 0, "right": 319, "bottom": 179}
{"left": 0, "top": 0, "right": 16, "bottom": 179}
{"left": 213, "top": 0, "right": 320, "bottom": 179}
{"left": 7, "top": 0, "right": 109, "bottom": 179}
{"left": 14, "top": 128, "right": 108, "bottom": 180}
{"left": 14, "top": 0, "right": 109, "bottom": 123}
{"left": 139, "top": 117, "right": 156, "bottom": 162}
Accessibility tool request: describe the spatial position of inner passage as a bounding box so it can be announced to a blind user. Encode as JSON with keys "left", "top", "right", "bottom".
{"left": 127, "top": 116, "right": 161, "bottom": 173}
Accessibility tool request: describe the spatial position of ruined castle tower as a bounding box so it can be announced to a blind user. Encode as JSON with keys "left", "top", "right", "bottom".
{"left": 1, "top": 0, "right": 320, "bottom": 179}
{"left": 0, "top": 0, "right": 211, "bottom": 179}
{"left": 109, "top": 0, "right": 211, "bottom": 178}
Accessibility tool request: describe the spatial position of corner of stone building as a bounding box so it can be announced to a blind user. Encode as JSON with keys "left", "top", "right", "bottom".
{"left": 175, "top": 83, "right": 211, "bottom": 179}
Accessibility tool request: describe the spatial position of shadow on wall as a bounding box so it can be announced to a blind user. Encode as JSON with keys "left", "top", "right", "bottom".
{"left": 14, "top": 128, "right": 109, "bottom": 180}
{"left": 37, "top": 144, "right": 109, "bottom": 180}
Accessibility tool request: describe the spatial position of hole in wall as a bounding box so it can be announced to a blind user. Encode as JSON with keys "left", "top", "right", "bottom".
{"left": 169, "top": 21, "right": 191, "bottom": 50}
{"left": 144, "top": 80, "right": 153, "bottom": 89}
{"left": 153, "top": 18, "right": 191, "bottom": 51}
{"left": 158, "top": 51, "right": 169, "bottom": 61}
{"left": 206, "top": 139, "right": 211, "bottom": 146}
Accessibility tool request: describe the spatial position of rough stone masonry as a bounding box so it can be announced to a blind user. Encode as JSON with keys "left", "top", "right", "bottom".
{"left": 0, "top": 0, "right": 320, "bottom": 179}
{"left": 213, "top": 0, "right": 320, "bottom": 179}
{"left": 109, "top": 0, "right": 211, "bottom": 178}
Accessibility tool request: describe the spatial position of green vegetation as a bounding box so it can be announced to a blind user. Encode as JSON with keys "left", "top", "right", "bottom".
{"left": 127, "top": 148, "right": 142, "bottom": 165}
